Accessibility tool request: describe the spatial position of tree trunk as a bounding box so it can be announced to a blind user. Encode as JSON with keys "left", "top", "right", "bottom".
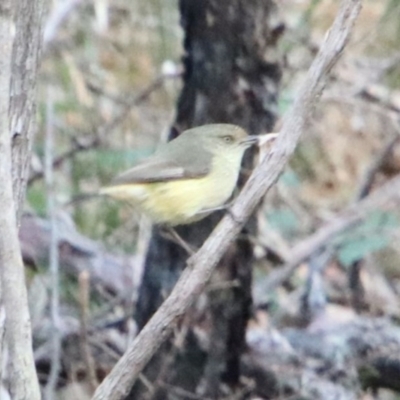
{"left": 11, "top": 0, "right": 45, "bottom": 222}
{"left": 0, "top": 0, "right": 45, "bottom": 398}
{"left": 131, "top": 0, "right": 282, "bottom": 398}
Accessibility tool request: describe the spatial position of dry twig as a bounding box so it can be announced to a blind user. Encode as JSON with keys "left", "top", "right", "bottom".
{"left": 354, "top": 131, "right": 400, "bottom": 201}
{"left": 79, "top": 271, "right": 100, "bottom": 393}
{"left": 43, "top": 0, "right": 84, "bottom": 48}
{"left": 44, "top": 89, "right": 62, "bottom": 400}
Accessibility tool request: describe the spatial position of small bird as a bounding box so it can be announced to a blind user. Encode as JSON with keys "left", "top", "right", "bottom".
{"left": 100, "top": 124, "right": 275, "bottom": 226}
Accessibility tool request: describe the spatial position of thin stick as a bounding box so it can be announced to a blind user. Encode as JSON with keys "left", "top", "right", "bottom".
{"left": 78, "top": 270, "right": 99, "bottom": 393}
{"left": 44, "top": 87, "right": 62, "bottom": 400}
{"left": 43, "top": 0, "right": 84, "bottom": 47}
{"left": 354, "top": 132, "right": 400, "bottom": 201}
{"left": 92, "top": 1, "right": 363, "bottom": 399}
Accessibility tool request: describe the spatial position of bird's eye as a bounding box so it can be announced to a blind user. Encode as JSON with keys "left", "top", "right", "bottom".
{"left": 222, "top": 135, "right": 233, "bottom": 143}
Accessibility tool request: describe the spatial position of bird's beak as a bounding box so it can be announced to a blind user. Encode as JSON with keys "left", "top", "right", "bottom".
{"left": 240, "top": 133, "right": 278, "bottom": 147}
{"left": 240, "top": 135, "right": 259, "bottom": 147}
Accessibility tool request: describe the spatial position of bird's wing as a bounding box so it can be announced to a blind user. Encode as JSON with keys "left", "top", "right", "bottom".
{"left": 110, "top": 155, "right": 210, "bottom": 185}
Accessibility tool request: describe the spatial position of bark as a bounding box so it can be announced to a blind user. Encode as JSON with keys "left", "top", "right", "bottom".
{"left": 0, "top": 0, "right": 45, "bottom": 398}
{"left": 10, "top": 0, "right": 45, "bottom": 221}
{"left": 132, "top": 0, "right": 282, "bottom": 398}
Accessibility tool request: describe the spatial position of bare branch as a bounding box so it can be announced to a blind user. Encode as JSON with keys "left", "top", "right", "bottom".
{"left": 43, "top": 0, "right": 84, "bottom": 48}
{"left": 354, "top": 131, "right": 400, "bottom": 201}
{"left": 262, "top": 172, "right": 400, "bottom": 292}
{"left": 92, "top": 1, "right": 363, "bottom": 399}
{"left": 79, "top": 271, "right": 99, "bottom": 393}
{"left": 43, "top": 89, "right": 62, "bottom": 400}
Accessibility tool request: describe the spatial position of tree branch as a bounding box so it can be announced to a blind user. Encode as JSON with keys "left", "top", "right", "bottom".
{"left": 261, "top": 172, "right": 400, "bottom": 292}
{"left": 92, "top": 1, "right": 363, "bottom": 399}
{"left": 43, "top": 88, "right": 62, "bottom": 400}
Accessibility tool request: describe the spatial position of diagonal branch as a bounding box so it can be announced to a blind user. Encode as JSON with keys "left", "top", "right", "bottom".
{"left": 92, "top": 1, "right": 363, "bottom": 399}
{"left": 262, "top": 172, "right": 400, "bottom": 292}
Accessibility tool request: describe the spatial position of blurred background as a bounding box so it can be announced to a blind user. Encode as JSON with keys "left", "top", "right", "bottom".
{"left": 19, "top": 0, "right": 400, "bottom": 399}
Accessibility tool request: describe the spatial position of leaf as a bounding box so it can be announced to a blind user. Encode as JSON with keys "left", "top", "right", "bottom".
{"left": 266, "top": 207, "right": 299, "bottom": 238}
{"left": 338, "top": 234, "right": 390, "bottom": 267}
{"left": 279, "top": 169, "right": 300, "bottom": 188}
{"left": 27, "top": 185, "right": 47, "bottom": 217}
{"left": 336, "top": 211, "right": 399, "bottom": 267}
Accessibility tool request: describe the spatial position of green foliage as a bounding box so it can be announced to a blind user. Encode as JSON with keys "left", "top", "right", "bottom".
{"left": 279, "top": 169, "right": 301, "bottom": 188}
{"left": 371, "top": 0, "right": 400, "bottom": 56}
{"left": 56, "top": 59, "right": 74, "bottom": 92}
{"left": 266, "top": 206, "right": 300, "bottom": 239}
{"left": 335, "top": 211, "right": 399, "bottom": 267}
{"left": 278, "top": 91, "right": 293, "bottom": 114}
{"left": 27, "top": 184, "right": 47, "bottom": 217}
{"left": 266, "top": 172, "right": 302, "bottom": 239}
{"left": 382, "top": 0, "right": 400, "bottom": 24}
{"left": 58, "top": 273, "right": 106, "bottom": 313}
{"left": 290, "top": 139, "right": 326, "bottom": 181}
{"left": 74, "top": 148, "right": 154, "bottom": 182}
{"left": 301, "top": 0, "right": 323, "bottom": 26}
{"left": 97, "top": 202, "right": 122, "bottom": 237}
{"left": 68, "top": 147, "right": 155, "bottom": 242}
{"left": 385, "top": 67, "right": 400, "bottom": 90}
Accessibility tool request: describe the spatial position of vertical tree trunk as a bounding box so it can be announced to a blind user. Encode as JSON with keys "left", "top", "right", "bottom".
{"left": 11, "top": 0, "right": 45, "bottom": 222}
{"left": 0, "top": 0, "right": 45, "bottom": 398}
{"left": 132, "top": 0, "right": 282, "bottom": 398}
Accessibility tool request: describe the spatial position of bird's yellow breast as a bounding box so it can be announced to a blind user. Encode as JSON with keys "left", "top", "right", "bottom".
{"left": 103, "top": 153, "right": 242, "bottom": 225}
